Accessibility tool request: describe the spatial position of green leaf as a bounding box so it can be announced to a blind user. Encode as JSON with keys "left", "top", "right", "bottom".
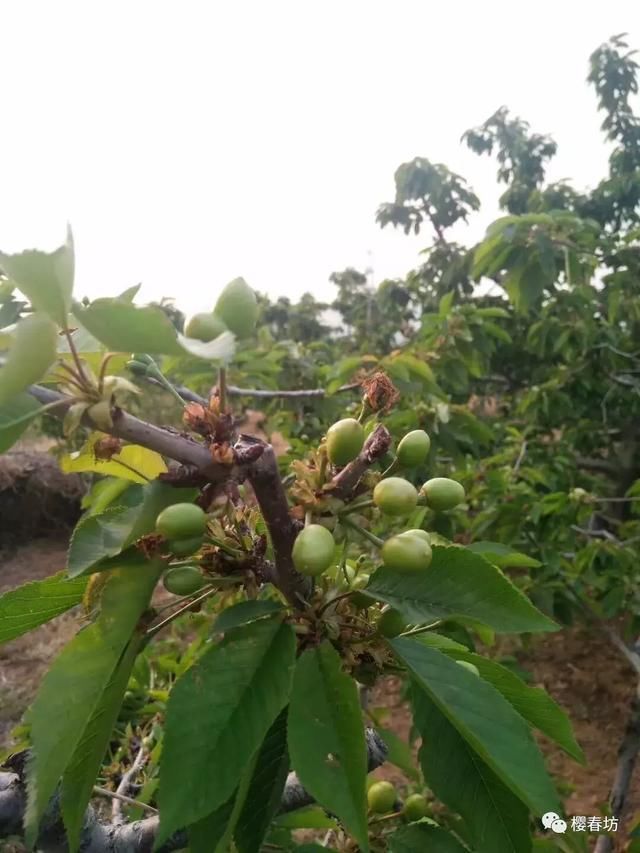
{"left": 73, "top": 298, "right": 235, "bottom": 361}
{"left": 413, "top": 688, "right": 530, "bottom": 853}
{"left": 0, "top": 313, "right": 58, "bottom": 404}
{"left": 213, "top": 600, "right": 285, "bottom": 634}
{"left": 391, "top": 638, "right": 560, "bottom": 817}
{"left": 274, "top": 807, "right": 338, "bottom": 830}
{"left": 157, "top": 618, "right": 296, "bottom": 844}
{"left": 0, "top": 393, "right": 43, "bottom": 452}
{"left": 68, "top": 481, "right": 197, "bottom": 577}
{"left": 375, "top": 727, "right": 419, "bottom": 782}
{"left": 25, "top": 558, "right": 163, "bottom": 848}
{"left": 61, "top": 635, "right": 145, "bottom": 849}
{"left": 288, "top": 641, "right": 369, "bottom": 852}
{"left": 0, "top": 226, "right": 74, "bottom": 325}
{"left": 0, "top": 572, "right": 87, "bottom": 644}
{"left": 417, "top": 634, "right": 584, "bottom": 763}
{"left": 235, "top": 710, "right": 289, "bottom": 853}
{"left": 189, "top": 794, "right": 237, "bottom": 853}
{"left": 365, "top": 546, "right": 557, "bottom": 634}
{"left": 467, "top": 542, "right": 542, "bottom": 569}
{"left": 389, "top": 823, "right": 470, "bottom": 853}
{"left": 67, "top": 505, "right": 142, "bottom": 577}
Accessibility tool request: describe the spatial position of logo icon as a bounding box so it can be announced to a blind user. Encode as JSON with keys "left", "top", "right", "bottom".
{"left": 542, "top": 812, "right": 567, "bottom": 833}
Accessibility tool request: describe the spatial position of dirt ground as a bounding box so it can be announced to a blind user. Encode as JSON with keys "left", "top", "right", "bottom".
{"left": 1, "top": 538, "right": 638, "bottom": 851}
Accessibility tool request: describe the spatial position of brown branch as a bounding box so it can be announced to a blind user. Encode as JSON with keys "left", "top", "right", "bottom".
{"left": 327, "top": 424, "right": 391, "bottom": 499}
{"left": 240, "top": 434, "right": 311, "bottom": 605}
{"left": 27, "top": 387, "right": 306, "bottom": 607}
{"left": 111, "top": 748, "right": 147, "bottom": 824}
{"left": 0, "top": 731, "right": 387, "bottom": 852}
{"left": 594, "top": 689, "right": 640, "bottom": 853}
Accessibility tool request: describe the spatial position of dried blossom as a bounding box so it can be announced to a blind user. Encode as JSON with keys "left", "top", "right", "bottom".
{"left": 93, "top": 435, "right": 123, "bottom": 461}
{"left": 361, "top": 371, "right": 400, "bottom": 414}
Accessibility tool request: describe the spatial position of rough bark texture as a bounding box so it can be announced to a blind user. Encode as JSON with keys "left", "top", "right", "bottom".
{"left": 0, "top": 730, "right": 386, "bottom": 852}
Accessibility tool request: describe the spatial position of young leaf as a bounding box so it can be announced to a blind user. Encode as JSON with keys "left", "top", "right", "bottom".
{"left": 288, "top": 641, "right": 369, "bottom": 852}
{"left": 391, "top": 638, "right": 560, "bottom": 817}
{"left": 366, "top": 546, "right": 557, "bottom": 634}
{"left": 235, "top": 710, "right": 290, "bottom": 853}
{"left": 0, "top": 313, "right": 58, "bottom": 405}
{"left": 0, "top": 393, "right": 42, "bottom": 452}
{"left": 412, "top": 688, "right": 531, "bottom": 853}
{"left": 389, "top": 823, "right": 470, "bottom": 852}
{"left": 417, "top": 633, "right": 584, "bottom": 763}
{"left": 212, "top": 600, "right": 285, "bottom": 634}
{"left": 24, "top": 558, "right": 163, "bottom": 848}
{"left": 157, "top": 618, "right": 296, "bottom": 844}
{"left": 0, "top": 572, "right": 87, "bottom": 644}
{"left": 0, "top": 226, "right": 74, "bottom": 325}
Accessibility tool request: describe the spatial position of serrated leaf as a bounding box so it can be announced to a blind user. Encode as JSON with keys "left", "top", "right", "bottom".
{"left": 413, "top": 688, "right": 530, "bottom": 853}
{"left": 0, "top": 392, "right": 42, "bottom": 452}
{"left": 389, "top": 823, "right": 470, "bottom": 852}
{"left": 61, "top": 635, "right": 145, "bottom": 849}
{"left": 213, "top": 600, "right": 285, "bottom": 634}
{"left": 59, "top": 433, "right": 168, "bottom": 483}
{"left": 67, "top": 504, "right": 143, "bottom": 578}
{"left": 288, "top": 641, "right": 369, "bottom": 852}
{"left": 0, "top": 226, "right": 74, "bottom": 325}
{"left": 0, "top": 313, "right": 58, "bottom": 405}
{"left": 67, "top": 482, "right": 197, "bottom": 576}
{"left": 189, "top": 798, "right": 236, "bottom": 853}
{"left": 365, "top": 546, "right": 557, "bottom": 634}
{"left": 73, "top": 298, "right": 236, "bottom": 361}
{"left": 157, "top": 618, "right": 296, "bottom": 844}
{"left": 391, "top": 638, "right": 560, "bottom": 818}
{"left": 387, "top": 823, "right": 468, "bottom": 853}
{"left": 25, "top": 558, "right": 163, "bottom": 848}
{"left": 235, "top": 710, "right": 289, "bottom": 853}
{"left": 0, "top": 572, "right": 87, "bottom": 644}
{"left": 417, "top": 634, "right": 584, "bottom": 763}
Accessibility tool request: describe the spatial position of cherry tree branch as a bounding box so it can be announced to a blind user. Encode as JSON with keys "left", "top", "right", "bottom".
{"left": 142, "top": 376, "right": 360, "bottom": 402}
{"left": 27, "top": 386, "right": 307, "bottom": 607}
{"left": 327, "top": 423, "right": 392, "bottom": 499}
{"left": 0, "top": 731, "right": 386, "bottom": 852}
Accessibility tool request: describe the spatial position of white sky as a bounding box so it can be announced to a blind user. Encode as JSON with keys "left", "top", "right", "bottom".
{"left": 1, "top": 1, "right": 638, "bottom": 316}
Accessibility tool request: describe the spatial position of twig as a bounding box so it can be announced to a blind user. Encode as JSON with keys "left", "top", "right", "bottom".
{"left": 570, "top": 525, "right": 621, "bottom": 544}
{"left": 111, "top": 747, "right": 148, "bottom": 823}
{"left": 513, "top": 440, "right": 527, "bottom": 474}
{"left": 92, "top": 786, "right": 157, "bottom": 818}
{"left": 227, "top": 383, "right": 360, "bottom": 399}
{"left": 0, "top": 731, "right": 388, "bottom": 852}
{"left": 146, "top": 586, "right": 219, "bottom": 638}
{"left": 328, "top": 424, "right": 391, "bottom": 499}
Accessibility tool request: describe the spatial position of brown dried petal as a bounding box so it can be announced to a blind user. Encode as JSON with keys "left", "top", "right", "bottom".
{"left": 361, "top": 371, "right": 400, "bottom": 414}
{"left": 93, "top": 435, "right": 123, "bottom": 461}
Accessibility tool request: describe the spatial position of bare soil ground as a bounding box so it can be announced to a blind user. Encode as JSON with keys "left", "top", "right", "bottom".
{"left": 1, "top": 538, "right": 637, "bottom": 851}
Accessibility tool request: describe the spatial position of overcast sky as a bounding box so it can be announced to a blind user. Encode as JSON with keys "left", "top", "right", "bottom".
{"left": 1, "top": 1, "right": 638, "bottom": 316}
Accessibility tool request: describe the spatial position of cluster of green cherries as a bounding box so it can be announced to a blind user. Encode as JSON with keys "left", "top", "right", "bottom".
{"left": 292, "top": 418, "right": 466, "bottom": 579}
{"left": 155, "top": 502, "right": 209, "bottom": 595}
{"left": 367, "top": 780, "right": 430, "bottom": 822}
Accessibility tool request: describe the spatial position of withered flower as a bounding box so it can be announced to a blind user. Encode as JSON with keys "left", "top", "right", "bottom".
{"left": 361, "top": 371, "right": 399, "bottom": 414}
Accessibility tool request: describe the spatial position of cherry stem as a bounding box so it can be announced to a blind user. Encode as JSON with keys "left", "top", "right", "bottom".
{"left": 340, "top": 516, "right": 384, "bottom": 548}
{"left": 63, "top": 325, "right": 89, "bottom": 387}
{"left": 145, "top": 585, "right": 218, "bottom": 637}
{"left": 339, "top": 498, "right": 375, "bottom": 516}
{"left": 218, "top": 366, "right": 228, "bottom": 412}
